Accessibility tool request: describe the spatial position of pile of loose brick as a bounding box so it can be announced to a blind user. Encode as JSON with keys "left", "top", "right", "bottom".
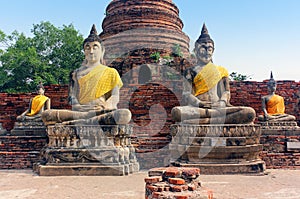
{"left": 145, "top": 167, "right": 213, "bottom": 199}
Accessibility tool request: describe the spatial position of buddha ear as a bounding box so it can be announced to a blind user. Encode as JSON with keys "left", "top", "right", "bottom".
{"left": 193, "top": 43, "right": 200, "bottom": 57}
{"left": 100, "top": 43, "right": 105, "bottom": 64}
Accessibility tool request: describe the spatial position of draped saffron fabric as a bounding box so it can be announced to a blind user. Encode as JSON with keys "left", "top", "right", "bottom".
{"left": 193, "top": 63, "right": 229, "bottom": 96}
{"left": 78, "top": 64, "right": 123, "bottom": 104}
{"left": 267, "top": 94, "right": 285, "bottom": 115}
{"left": 26, "top": 95, "right": 49, "bottom": 116}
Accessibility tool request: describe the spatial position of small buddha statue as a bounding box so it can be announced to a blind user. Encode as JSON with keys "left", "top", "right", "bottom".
{"left": 17, "top": 82, "right": 50, "bottom": 122}
{"left": 41, "top": 25, "right": 131, "bottom": 125}
{"left": 171, "top": 24, "right": 256, "bottom": 124}
{"left": 258, "top": 72, "right": 296, "bottom": 122}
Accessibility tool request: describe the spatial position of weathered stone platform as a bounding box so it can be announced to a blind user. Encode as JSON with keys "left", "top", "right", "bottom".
{"left": 259, "top": 121, "right": 299, "bottom": 130}
{"left": 10, "top": 121, "right": 47, "bottom": 136}
{"left": 35, "top": 125, "right": 139, "bottom": 176}
{"left": 169, "top": 124, "right": 265, "bottom": 175}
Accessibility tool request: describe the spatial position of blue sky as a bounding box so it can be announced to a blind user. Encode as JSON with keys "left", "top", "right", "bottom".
{"left": 1, "top": 0, "right": 300, "bottom": 81}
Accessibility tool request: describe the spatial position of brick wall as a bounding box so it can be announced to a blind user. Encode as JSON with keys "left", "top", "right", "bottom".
{"left": 0, "top": 136, "right": 47, "bottom": 169}
{"left": 0, "top": 85, "right": 70, "bottom": 131}
{"left": 230, "top": 80, "right": 300, "bottom": 124}
{"left": 1, "top": 80, "right": 298, "bottom": 132}
{"left": 0, "top": 80, "right": 299, "bottom": 169}
{"left": 259, "top": 130, "right": 300, "bottom": 169}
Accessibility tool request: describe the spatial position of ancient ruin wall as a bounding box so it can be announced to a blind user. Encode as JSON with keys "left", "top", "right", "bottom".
{"left": 0, "top": 81, "right": 299, "bottom": 169}
{"left": 0, "top": 81, "right": 299, "bottom": 131}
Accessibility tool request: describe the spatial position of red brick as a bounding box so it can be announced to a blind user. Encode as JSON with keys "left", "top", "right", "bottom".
{"left": 165, "top": 167, "right": 182, "bottom": 177}
{"left": 181, "top": 168, "right": 201, "bottom": 177}
{"left": 170, "top": 185, "right": 188, "bottom": 192}
{"left": 175, "top": 195, "right": 191, "bottom": 199}
{"left": 169, "top": 178, "right": 185, "bottom": 185}
{"left": 152, "top": 192, "right": 162, "bottom": 199}
{"left": 144, "top": 176, "right": 162, "bottom": 184}
{"left": 146, "top": 185, "right": 158, "bottom": 192}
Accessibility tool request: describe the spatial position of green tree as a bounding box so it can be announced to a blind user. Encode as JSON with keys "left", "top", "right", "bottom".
{"left": 172, "top": 44, "right": 183, "bottom": 57}
{"left": 0, "top": 21, "right": 84, "bottom": 93}
{"left": 229, "top": 72, "right": 252, "bottom": 81}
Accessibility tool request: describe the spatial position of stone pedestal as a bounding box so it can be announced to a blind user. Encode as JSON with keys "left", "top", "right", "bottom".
{"left": 260, "top": 122, "right": 300, "bottom": 169}
{"left": 34, "top": 125, "right": 139, "bottom": 176}
{"left": 10, "top": 121, "right": 47, "bottom": 136}
{"left": 169, "top": 124, "right": 265, "bottom": 175}
{"left": 259, "top": 121, "right": 299, "bottom": 131}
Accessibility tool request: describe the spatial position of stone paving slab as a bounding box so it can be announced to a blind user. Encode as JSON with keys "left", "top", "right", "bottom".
{"left": 0, "top": 169, "right": 300, "bottom": 199}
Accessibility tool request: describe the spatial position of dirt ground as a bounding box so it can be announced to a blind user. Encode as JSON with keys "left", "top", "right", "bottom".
{"left": 0, "top": 169, "right": 300, "bottom": 199}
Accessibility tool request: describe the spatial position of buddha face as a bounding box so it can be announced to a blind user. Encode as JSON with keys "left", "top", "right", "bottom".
{"left": 84, "top": 41, "right": 103, "bottom": 66}
{"left": 37, "top": 87, "right": 45, "bottom": 95}
{"left": 267, "top": 80, "right": 276, "bottom": 93}
{"left": 195, "top": 42, "right": 214, "bottom": 65}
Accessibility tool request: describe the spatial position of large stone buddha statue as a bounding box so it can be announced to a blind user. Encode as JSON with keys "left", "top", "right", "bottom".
{"left": 171, "top": 24, "right": 256, "bottom": 124}
{"left": 41, "top": 25, "right": 131, "bottom": 125}
{"left": 258, "top": 72, "right": 296, "bottom": 122}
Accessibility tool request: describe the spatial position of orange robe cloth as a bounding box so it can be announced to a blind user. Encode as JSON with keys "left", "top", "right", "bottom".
{"left": 78, "top": 64, "right": 123, "bottom": 104}
{"left": 26, "top": 95, "right": 49, "bottom": 116}
{"left": 193, "top": 62, "right": 229, "bottom": 96}
{"left": 266, "top": 94, "right": 285, "bottom": 115}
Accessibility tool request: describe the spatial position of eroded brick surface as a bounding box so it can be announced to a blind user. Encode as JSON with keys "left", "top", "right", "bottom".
{"left": 145, "top": 167, "right": 213, "bottom": 199}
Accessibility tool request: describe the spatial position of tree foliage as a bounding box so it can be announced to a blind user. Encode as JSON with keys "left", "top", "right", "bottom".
{"left": 230, "top": 72, "right": 252, "bottom": 81}
{"left": 0, "top": 21, "right": 84, "bottom": 93}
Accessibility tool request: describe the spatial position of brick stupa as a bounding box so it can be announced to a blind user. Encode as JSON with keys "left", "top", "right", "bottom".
{"left": 98, "top": 0, "right": 193, "bottom": 169}
{"left": 100, "top": 0, "right": 190, "bottom": 67}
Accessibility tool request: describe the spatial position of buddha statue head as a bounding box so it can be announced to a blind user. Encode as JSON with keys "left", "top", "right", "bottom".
{"left": 83, "top": 24, "right": 105, "bottom": 65}
{"left": 267, "top": 71, "right": 277, "bottom": 93}
{"left": 194, "top": 24, "right": 215, "bottom": 65}
{"left": 36, "top": 82, "right": 45, "bottom": 95}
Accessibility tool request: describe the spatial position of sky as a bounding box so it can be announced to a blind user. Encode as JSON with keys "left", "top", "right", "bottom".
{"left": 0, "top": 0, "right": 300, "bottom": 81}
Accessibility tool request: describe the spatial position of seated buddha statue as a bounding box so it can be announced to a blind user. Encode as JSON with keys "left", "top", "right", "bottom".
{"left": 171, "top": 24, "right": 256, "bottom": 124}
{"left": 17, "top": 82, "right": 50, "bottom": 122}
{"left": 41, "top": 25, "right": 131, "bottom": 125}
{"left": 258, "top": 72, "right": 296, "bottom": 122}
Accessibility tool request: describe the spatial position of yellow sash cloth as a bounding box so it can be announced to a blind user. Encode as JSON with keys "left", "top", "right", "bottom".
{"left": 26, "top": 95, "right": 49, "bottom": 116}
{"left": 78, "top": 64, "right": 123, "bottom": 104}
{"left": 193, "top": 63, "right": 229, "bottom": 96}
{"left": 267, "top": 94, "right": 285, "bottom": 115}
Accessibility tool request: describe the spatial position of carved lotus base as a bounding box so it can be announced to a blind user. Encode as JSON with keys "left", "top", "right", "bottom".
{"left": 169, "top": 124, "right": 265, "bottom": 174}
{"left": 35, "top": 125, "right": 139, "bottom": 176}
{"left": 259, "top": 121, "right": 299, "bottom": 130}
